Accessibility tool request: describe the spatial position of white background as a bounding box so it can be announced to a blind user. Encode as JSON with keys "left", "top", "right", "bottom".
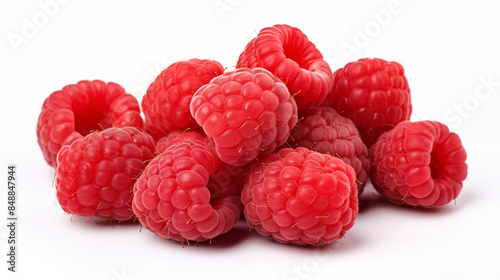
{"left": 1, "top": 1, "right": 500, "bottom": 280}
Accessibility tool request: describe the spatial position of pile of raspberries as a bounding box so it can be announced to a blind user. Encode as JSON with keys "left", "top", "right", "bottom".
{"left": 37, "top": 24, "right": 468, "bottom": 246}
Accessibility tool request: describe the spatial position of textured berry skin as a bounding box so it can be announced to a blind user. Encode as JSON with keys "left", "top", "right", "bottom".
{"left": 55, "top": 127, "right": 156, "bottom": 221}
{"left": 287, "top": 107, "right": 370, "bottom": 195}
{"left": 142, "top": 59, "right": 224, "bottom": 140}
{"left": 322, "top": 58, "right": 412, "bottom": 148}
{"left": 37, "top": 80, "right": 143, "bottom": 167}
{"left": 133, "top": 140, "right": 243, "bottom": 243}
{"left": 370, "top": 121, "right": 468, "bottom": 207}
{"left": 190, "top": 67, "right": 298, "bottom": 166}
{"left": 143, "top": 122, "right": 168, "bottom": 142}
{"left": 241, "top": 147, "right": 358, "bottom": 246}
{"left": 156, "top": 129, "right": 208, "bottom": 153}
{"left": 236, "top": 24, "right": 333, "bottom": 109}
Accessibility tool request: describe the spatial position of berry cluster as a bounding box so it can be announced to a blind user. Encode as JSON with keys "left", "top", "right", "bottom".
{"left": 37, "top": 24, "right": 467, "bottom": 247}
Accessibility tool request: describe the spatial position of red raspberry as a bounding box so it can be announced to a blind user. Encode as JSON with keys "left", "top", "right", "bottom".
{"left": 37, "top": 80, "right": 143, "bottom": 167}
{"left": 143, "top": 122, "right": 168, "bottom": 142}
{"left": 55, "top": 127, "right": 156, "bottom": 221}
{"left": 156, "top": 129, "right": 208, "bottom": 153}
{"left": 241, "top": 147, "right": 358, "bottom": 246}
{"left": 190, "top": 67, "right": 298, "bottom": 166}
{"left": 322, "top": 58, "right": 412, "bottom": 148}
{"left": 370, "top": 121, "right": 468, "bottom": 207}
{"left": 236, "top": 24, "right": 333, "bottom": 109}
{"left": 286, "top": 107, "right": 370, "bottom": 195}
{"left": 141, "top": 59, "right": 224, "bottom": 140}
{"left": 133, "top": 140, "right": 243, "bottom": 243}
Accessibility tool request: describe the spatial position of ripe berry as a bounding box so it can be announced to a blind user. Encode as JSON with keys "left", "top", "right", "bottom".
{"left": 133, "top": 140, "right": 243, "bottom": 243}
{"left": 241, "top": 147, "right": 358, "bottom": 246}
{"left": 370, "top": 121, "right": 468, "bottom": 207}
{"left": 190, "top": 67, "right": 298, "bottom": 166}
{"left": 322, "top": 58, "right": 412, "bottom": 148}
{"left": 142, "top": 59, "right": 224, "bottom": 140}
{"left": 55, "top": 127, "right": 156, "bottom": 221}
{"left": 37, "top": 80, "right": 143, "bottom": 167}
{"left": 286, "top": 107, "right": 370, "bottom": 195}
{"left": 237, "top": 24, "right": 334, "bottom": 109}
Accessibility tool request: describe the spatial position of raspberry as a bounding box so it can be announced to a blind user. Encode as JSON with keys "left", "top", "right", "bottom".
{"left": 370, "top": 121, "right": 468, "bottom": 207}
{"left": 156, "top": 129, "right": 208, "bottom": 153}
{"left": 190, "top": 67, "right": 298, "bottom": 166}
{"left": 322, "top": 58, "right": 412, "bottom": 148}
{"left": 141, "top": 59, "right": 224, "bottom": 140}
{"left": 133, "top": 140, "right": 243, "bottom": 243}
{"left": 37, "top": 80, "right": 143, "bottom": 167}
{"left": 236, "top": 24, "right": 333, "bottom": 109}
{"left": 241, "top": 147, "right": 358, "bottom": 246}
{"left": 143, "top": 122, "right": 168, "bottom": 142}
{"left": 286, "top": 107, "right": 370, "bottom": 195}
{"left": 55, "top": 127, "right": 156, "bottom": 221}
